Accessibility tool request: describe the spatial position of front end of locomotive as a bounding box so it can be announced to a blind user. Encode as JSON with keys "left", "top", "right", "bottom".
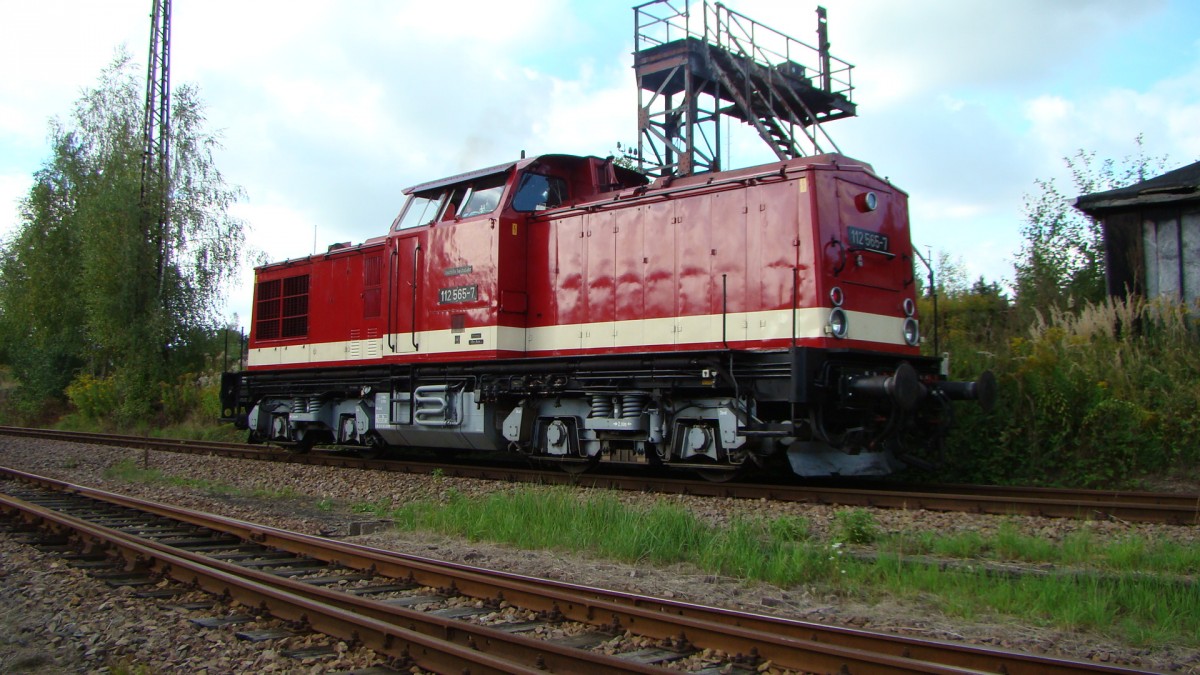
{"left": 782, "top": 160, "right": 995, "bottom": 476}
{"left": 785, "top": 342, "right": 996, "bottom": 476}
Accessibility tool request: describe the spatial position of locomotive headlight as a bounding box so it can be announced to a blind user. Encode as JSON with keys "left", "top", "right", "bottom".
{"left": 829, "top": 286, "right": 844, "bottom": 307}
{"left": 903, "top": 317, "right": 920, "bottom": 346}
{"left": 828, "top": 307, "right": 849, "bottom": 339}
{"left": 855, "top": 191, "right": 878, "bottom": 212}
{"left": 903, "top": 297, "right": 915, "bottom": 317}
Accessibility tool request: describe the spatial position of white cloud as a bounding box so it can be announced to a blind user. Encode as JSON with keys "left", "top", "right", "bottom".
{"left": 1024, "top": 62, "right": 1200, "bottom": 178}
{"left": 833, "top": 0, "right": 1161, "bottom": 102}
{"left": 0, "top": 3, "right": 144, "bottom": 136}
{"left": 523, "top": 60, "right": 634, "bottom": 157}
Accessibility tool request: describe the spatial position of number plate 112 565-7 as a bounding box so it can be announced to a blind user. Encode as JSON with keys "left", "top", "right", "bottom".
{"left": 847, "top": 226, "right": 889, "bottom": 253}
{"left": 438, "top": 285, "right": 478, "bottom": 305}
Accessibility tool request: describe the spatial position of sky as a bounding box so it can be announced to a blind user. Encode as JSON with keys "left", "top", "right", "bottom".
{"left": 2, "top": 0, "right": 1199, "bottom": 328}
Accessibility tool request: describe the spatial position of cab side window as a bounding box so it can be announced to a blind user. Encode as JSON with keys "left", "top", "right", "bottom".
{"left": 512, "top": 173, "right": 567, "bottom": 212}
{"left": 392, "top": 170, "right": 513, "bottom": 230}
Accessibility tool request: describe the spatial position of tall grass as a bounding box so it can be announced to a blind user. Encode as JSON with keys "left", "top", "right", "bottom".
{"left": 865, "top": 555, "right": 1198, "bottom": 645}
{"left": 933, "top": 295, "right": 1200, "bottom": 487}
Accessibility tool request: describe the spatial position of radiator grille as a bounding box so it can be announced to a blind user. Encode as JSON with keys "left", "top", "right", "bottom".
{"left": 256, "top": 273, "right": 309, "bottom": 340}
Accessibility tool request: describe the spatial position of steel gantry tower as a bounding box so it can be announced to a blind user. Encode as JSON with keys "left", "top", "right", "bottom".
{"left": 633, "top": 1, "right": 856, "bottom": 177}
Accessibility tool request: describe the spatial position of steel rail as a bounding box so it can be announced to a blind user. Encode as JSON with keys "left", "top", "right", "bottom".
{"left": 0, "top": 477, "right": 669, "bottom": 674}
{"left": 0, "top": 493, "right": 549, "bottom": 674}
{"left": 0, "top": 466, "right": 1153, "bottom": 675}
{"left": 3, "top": 425, "right": 1198, "bottom": 524}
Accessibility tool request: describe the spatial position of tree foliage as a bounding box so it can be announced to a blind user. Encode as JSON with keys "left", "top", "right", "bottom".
{"left": 0, "top": 50, "right": 248, "bottom": 420}
{"left": 1013, "top": 136, "right": 1169, "bottom": 318}
{"left": 917, "top": 251, "right": 1013, "bottom": 361}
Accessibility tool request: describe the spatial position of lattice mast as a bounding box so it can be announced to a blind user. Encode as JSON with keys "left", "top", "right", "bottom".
{"left": 140, "top": 0, "right": 172, "bottom": 294}
{"left": 633, "top": 1, "right": 856, "bottom": 177}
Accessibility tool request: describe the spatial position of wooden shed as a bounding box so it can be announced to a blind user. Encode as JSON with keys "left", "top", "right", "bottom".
{"left": 1074, "top": 161, "right": 1200, "bottom": 305}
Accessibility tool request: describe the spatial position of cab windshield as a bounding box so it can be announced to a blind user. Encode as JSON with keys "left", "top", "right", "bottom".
{"left": 393, "top": 171, "right": 509, "bottom": 230}
{"left": 459, "top": 173, "right": 507, "bottom": 218}
{"left": 393, "top": 193, "right": 444, "bottom": 230}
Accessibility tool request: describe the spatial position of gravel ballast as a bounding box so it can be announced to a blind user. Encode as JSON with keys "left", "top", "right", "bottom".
{"left": 1, "top": 435, "right": 1197, "bottom": 673}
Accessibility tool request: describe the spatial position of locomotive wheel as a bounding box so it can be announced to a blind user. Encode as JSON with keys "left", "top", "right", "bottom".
{"left": 558, "top": 456, "right": 599, "bottom": 475}
{"left": 284, "top": 435, "right": 316, "bottom": 454}
{"left": 694, "top": 467, "right": 741, "bottom": 483}
{"left": 356, "top": 446, "right": 382, "bottom": 460}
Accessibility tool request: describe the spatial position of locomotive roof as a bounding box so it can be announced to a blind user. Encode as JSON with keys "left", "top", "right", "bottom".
{"left": 403, "top": 159, "right": 520, "bottom": 195}
{"left": 403, "top": 154, "right": 649, "bottom": 195}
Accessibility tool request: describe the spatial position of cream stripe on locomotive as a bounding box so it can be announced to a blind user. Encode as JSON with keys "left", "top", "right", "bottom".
{"left": 247, "top": 308, "right": 909, "bottom": 367}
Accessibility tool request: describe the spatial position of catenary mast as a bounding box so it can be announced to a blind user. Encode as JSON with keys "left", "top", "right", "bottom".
{"left": 140, "top": 0, "right": 172, "bottom": 297}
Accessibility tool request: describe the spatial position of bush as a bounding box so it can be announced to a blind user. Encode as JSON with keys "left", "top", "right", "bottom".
{"left": 65, "top": 373, "right": 119, "bottom": 420}
{"left": 161, "top": 373, "right": 199, "bottom": 423}
{"left": 160, "top": 374, "right": 224, "bottom": 425}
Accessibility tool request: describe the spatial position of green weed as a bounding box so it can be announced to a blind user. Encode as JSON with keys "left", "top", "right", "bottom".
{"left": 832, "top": 508, "right": 878, "bottom": 544}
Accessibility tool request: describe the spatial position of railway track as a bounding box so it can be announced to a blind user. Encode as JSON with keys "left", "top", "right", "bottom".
{"left": 2, "top": 425, "right": 1198, "bottom": 525}
{"left": 0, "top": 465, "right": 1152, "bottom": 674}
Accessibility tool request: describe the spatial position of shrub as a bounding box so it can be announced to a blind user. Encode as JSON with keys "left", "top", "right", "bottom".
{"left": 833, "top": 508, "right": 878, "bottom": 544}
{"left": 65, "top": 373, "right": 119, "bottom": 420}
{"left": 160, "top": 373, "right": 222, "bottom": 424}
{"left": 160, "top": 373, "right": 200, "bottom": 423}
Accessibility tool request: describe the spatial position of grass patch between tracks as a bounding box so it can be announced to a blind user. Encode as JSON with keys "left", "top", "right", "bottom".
{"left": 883, "top": 521, "right": 1200, "bottom": 575}
{"left": 103, "top": 458, "right": 300, "bottom": 500}
{"left": 381, "top": 486, "right": 1200, "bottom": 648}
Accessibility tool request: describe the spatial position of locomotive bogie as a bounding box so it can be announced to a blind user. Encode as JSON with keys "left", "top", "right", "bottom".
{"left": 500, "top": 392, "right": 751, "bottom": 468}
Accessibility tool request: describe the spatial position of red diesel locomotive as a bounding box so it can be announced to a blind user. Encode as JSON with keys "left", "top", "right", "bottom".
{"left": 220, "top": 152, "right": 993, "bottom": 477}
